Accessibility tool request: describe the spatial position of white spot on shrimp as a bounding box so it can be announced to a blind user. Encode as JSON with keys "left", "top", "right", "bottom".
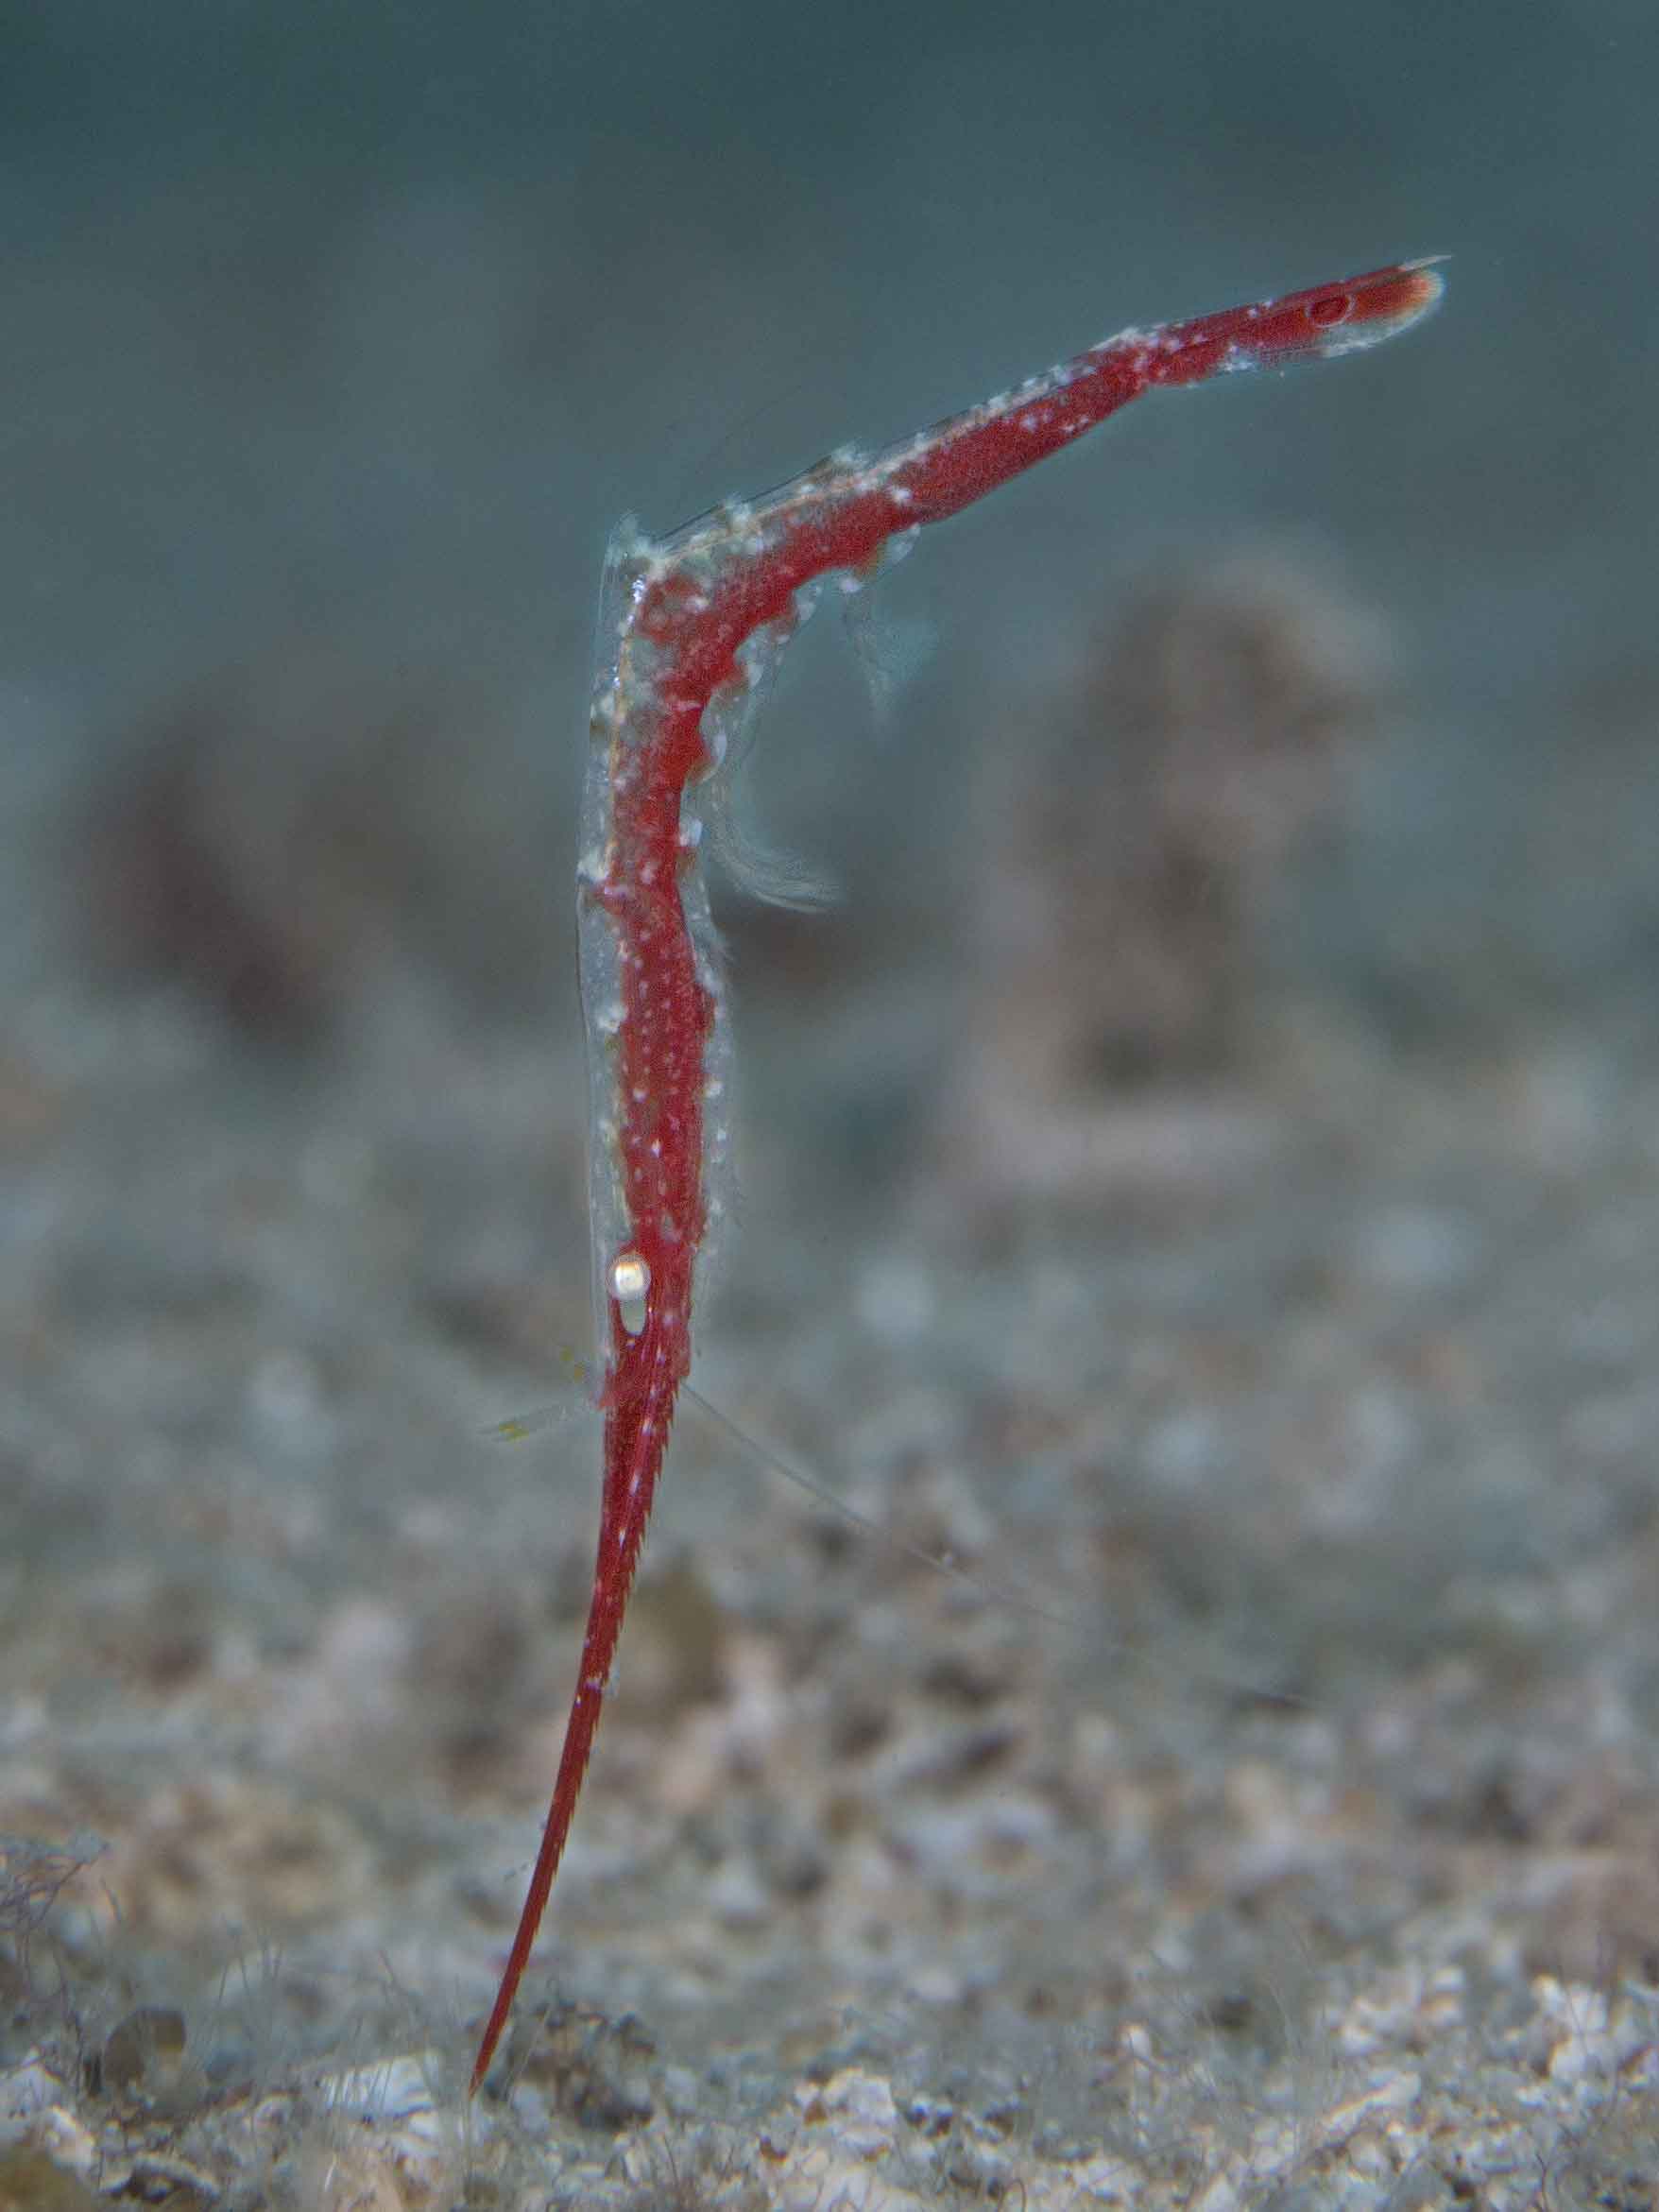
{"left": 610, "top": 1251, "right": 651, "bottom": 1336}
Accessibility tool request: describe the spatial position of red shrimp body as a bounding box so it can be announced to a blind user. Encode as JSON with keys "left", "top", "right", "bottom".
{"left": 470, "top": 258, "right": 1443, "bottom": 2093}
{"left": 468, "top": 649, "right": 710, "bottom": 2093}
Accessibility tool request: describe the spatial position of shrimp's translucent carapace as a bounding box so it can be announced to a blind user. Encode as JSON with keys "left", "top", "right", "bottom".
{"left": 469, "top": 257, "right": 1444, "bottom": 2094}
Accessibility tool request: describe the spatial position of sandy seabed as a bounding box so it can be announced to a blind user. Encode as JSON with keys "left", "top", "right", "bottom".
{"left": 4, "top": 969, "right": 1659, "bottom": 2211}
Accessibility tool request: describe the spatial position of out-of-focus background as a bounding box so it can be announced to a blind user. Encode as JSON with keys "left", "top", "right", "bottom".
{"left": 5, "top": 5, "right": 1659, "bottom": 2205}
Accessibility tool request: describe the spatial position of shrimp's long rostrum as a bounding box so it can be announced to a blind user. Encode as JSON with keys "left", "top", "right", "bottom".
{"left": 469, "top": 257, "right": 1444, "bottom": 2092}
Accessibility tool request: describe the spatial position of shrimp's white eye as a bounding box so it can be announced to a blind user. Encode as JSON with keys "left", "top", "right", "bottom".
{"left": 609, "top": 1251, "right": 651, "bottom": 1336}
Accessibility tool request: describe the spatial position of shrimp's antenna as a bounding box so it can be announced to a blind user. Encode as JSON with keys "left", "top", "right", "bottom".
{"left": 682, "top": 1383, "right": 1309, "bottom": 1713}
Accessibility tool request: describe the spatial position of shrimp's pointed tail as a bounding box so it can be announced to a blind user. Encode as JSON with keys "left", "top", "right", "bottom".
{"left": 469, "top": 1352, "right": 676, "bottom": 2095}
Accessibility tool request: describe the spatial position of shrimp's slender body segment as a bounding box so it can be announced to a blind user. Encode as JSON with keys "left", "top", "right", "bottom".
{"left": 469, "top": 258, "right": 1445, "bottom": 2094}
